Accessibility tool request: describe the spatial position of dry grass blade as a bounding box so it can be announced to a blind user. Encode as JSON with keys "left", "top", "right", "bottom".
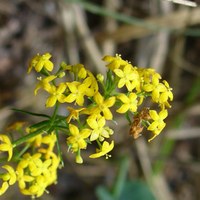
{"left": 97, "top": 7, "right": 200, "bottom": 43}
{"left": 167, "top": 127, "right": 200, "bottom": 139}
{"left": 72, "top": 4, "right": 105, "bottom": 74}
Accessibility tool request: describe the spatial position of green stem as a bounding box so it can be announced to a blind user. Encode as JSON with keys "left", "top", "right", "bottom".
{"left": 14, "top": 143, "right": 31, "bottom": 161}
{"left": 12, "top": 103, "right": 60, "bottom": 148}
{"left": 12, "top": 125, "right": 48, "bottom": 148}
{"left": 125, "top": 112, "right": 132, "bottom": 124}
{"left": 55, "top": 129, "right": 64, "bottom": 167}
{"left": 153, "top": 139, "right": 175, "bottom": 174}
{"left": 50, "top": 102, "right": 59, "bottom": 125}
{"left": 104, "top": 71, "right": 118, "bottom": 98}
{"left": 96, "top": 139, "right": 102, "bottom": 148}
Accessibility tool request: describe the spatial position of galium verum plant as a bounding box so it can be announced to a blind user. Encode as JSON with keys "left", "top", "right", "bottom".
{"left": 0, "top": 53, "right": 173, "bottom": 198}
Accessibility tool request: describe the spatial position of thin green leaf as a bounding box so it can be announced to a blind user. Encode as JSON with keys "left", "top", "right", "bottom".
{"left": 30, "top": 120, "right": 50, "bottom": 129}
{"left": 119, "top": 181, "right": 156, "bottom": 200}
{"left": 12, "top": 108, "right": 50, "bottom": 118}
{"left": 186, "top": 77, "right": 200, "bottom": 105}
{"left": 54, "top": 125, "right": 69, "bottom": 130}
{"left": 14, "top": 143, "right": 31, "bottom": 161}
{"left": 112, "top": 156, "right": 129, "bottom": 199}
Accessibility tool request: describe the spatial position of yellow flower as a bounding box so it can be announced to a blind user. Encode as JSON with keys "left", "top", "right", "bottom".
{"left": 0, "top": 134, "right": 13, "bottom": 161}
{"left": 60, "top": 62, "right": 72, "bottom": 71}
{"left": 28, "top": 53, "right": 53, "bottom": 73}
{"left": 71, "top": 64, "right": 87, "bottom": 79}
{"left": 75, "top": 153, "right": 83, "bottom": 164}
{"left": 89, "top": 141, "right": 114, "bottom": 159}
{"left": 26, "top": 130, "right": 43, "bottom": 148}
{"left": 65, "top": 77, "right": 95, "bottom": 106}
{"left": 147, "top": 109, "right": 168, "bottom": 141}
{"left": 40, "top": 133, "right": 56, "bottom": 153}
{"left": 66, "top": 107, "right": 85, "bottom": 123}
{"left": 16, "top": 166, "right": 34, "bottom": 189}
{"left": 6, "top": 121, "right": 26, "bottom": 131}
{"left": 96, "top": 73, "right": 104, "bottom": 83}
{"left": 90, "top": 92, "right": 115, "bottom": 120}
{"left": 45, "top": 82, "right": 67, "bottom": 107}
{"left": 141, "top": 71, "right": 172, "bottom": 105}
{"left": 114, "top": 64, "right": 139, "bottom": 91}
{"left": 16, "top": 152, "right": 59, "bottom": 197}
{"left": 159, "top": 80, "right": 173, "bottom": 104}
{"left": 34, "top": 75, "right": 57, "bottom": 95}
{"left": 138, "top": 68, "right": 161, "bottom": 85}
{"left": 143, "top": 82, "right": 166, "bottom": 102}
{"left": 1, "top": 165, "right": 17, "bottom": 185}
{"left": 87, "top": 70, "right": 99, "bottom": 94}
{"left": 151, "top": 84, "right": 167, "bottom": 102}
{"left": 30, "top": 158, "right": 52, "bottom": 177}
{"left": 0, "top": 165, "right": 17, "bottom": 196}
{"left": 136, "top": 68, "right": 159, "bottom": 92}
{"left": 87, "top": 115, "right": 113, "bottom": 141}
{"left": 102, "top": 54, "right": 128, "bottom": 71}
{"left": 116, "top": 93, "right": 138, "bottom": 113}
{"left": 67, "top": 124, "right": 91, "bottom": 152}
{"left": 17, "top": 153, "right": 42, "bottom": 170}
{"left": 20, "top": 175, "right": 47, "bottom": 198}
{"left": 47, "top": 151, "right": 60, "bottom": 173}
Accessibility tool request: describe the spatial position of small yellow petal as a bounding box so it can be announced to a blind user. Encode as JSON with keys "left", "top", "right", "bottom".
{"left": 0, "top": 182, "right": 9, "bottom": 195}
{"left": 116, "top": 104, "right": 129, "bottom": 113}
{"left": 46, "top": 96, "right": 57, "bottom": 107}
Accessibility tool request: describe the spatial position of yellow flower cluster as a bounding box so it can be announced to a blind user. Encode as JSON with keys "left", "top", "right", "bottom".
{"left": 28, "top": 53, "right": 173, "bottom": 161}
{"left": 0, "top": 129, "right": 59, "bottom": 198}
{"left": 16, "top": 131, "right": 59, "bottom": 198}
{"left": 0, "top": 53, "right": 173, "bottom": 198}
{"left": 28, "top": 53, "right": 115, "bottom": 164}
{"left": 0, "top": 134, "right": 13, "bottom": 161}
{"left": 103, "top": 55, "right": 173, "bottom": 141}
{"left": 0, "top": 134, "right": 16, "bottom": 195}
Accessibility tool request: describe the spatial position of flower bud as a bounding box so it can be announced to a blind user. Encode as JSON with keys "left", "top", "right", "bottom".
{"left": 96, "top": 74, "right": 104, "bottom": 83}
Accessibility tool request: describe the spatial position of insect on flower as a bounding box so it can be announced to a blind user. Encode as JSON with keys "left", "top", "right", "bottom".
{"left": 129, "top": 107, "right": 151, "bottom": 139}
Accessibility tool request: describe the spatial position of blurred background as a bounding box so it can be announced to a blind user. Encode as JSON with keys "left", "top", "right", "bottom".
{"left": 0, "top": 0, "right": 200, "bottom": 199}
